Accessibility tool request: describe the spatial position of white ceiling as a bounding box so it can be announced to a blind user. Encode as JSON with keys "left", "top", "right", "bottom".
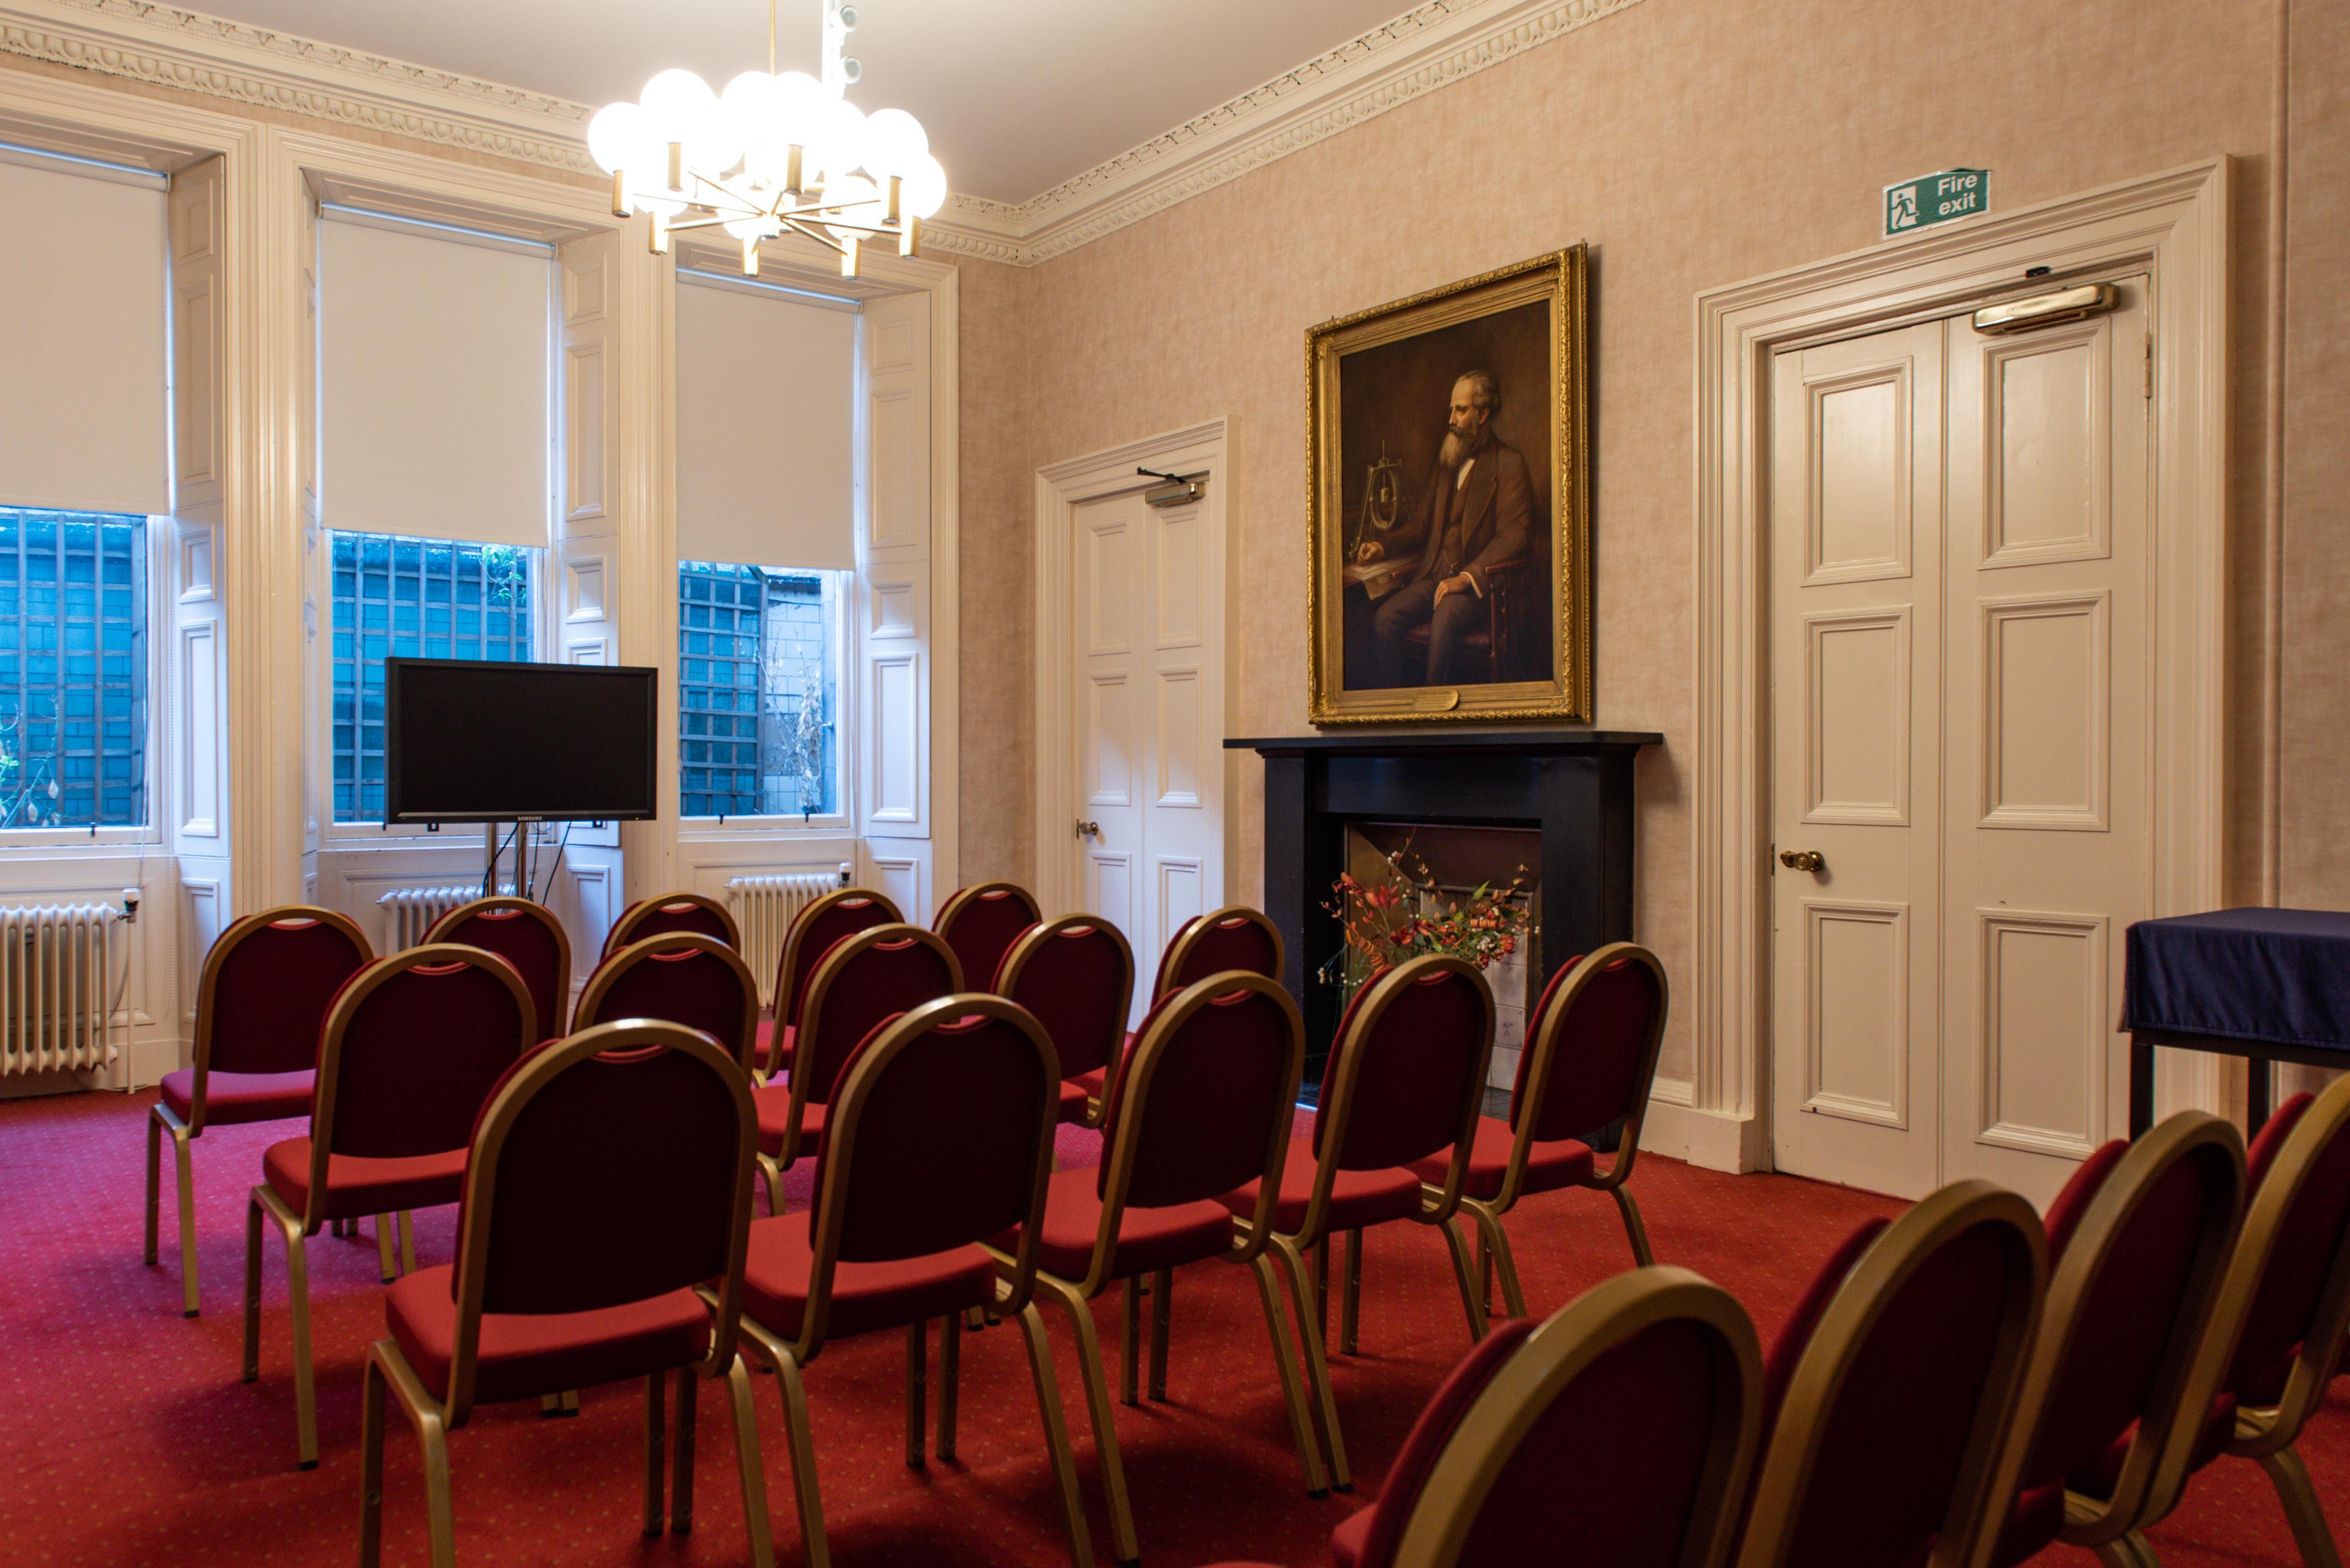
{"left": 182, "top": 0, "right": 1419, "bottom": 204}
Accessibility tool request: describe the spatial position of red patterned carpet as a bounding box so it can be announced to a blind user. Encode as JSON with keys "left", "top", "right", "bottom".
{"left": 0, "top": 1086, "right": 2341, "bottom": 1566}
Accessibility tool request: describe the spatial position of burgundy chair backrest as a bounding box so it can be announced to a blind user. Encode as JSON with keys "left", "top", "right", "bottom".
{"left": 474, "top": 1039, "right": 745, "bottom": 1314}
{"left": 784, "top": 896, "right": 898, "bottom": 1028}
{"left": 2226, "top": 1091, "right": 2350, "bottom": 1404}
{"left": 798, "top": 933, "right": 959, "bottom": 1106}
{"left": 1760, "top": 1218, "right": 1891, "bottom": 1428}
{"left": 1315, "top": 963, "right": 1488, "bottom": 1171}
{"left": 2018, "top": 1136, "right": 2239, "bottom": 1491}
{"left": 1352, "top": 1319, "right": 1538, "bottom": 1568}
{"left": 209, "top": 916, "right": 372, "bottom": 1075}
{"left": 632, "top": 898, "right": 732, "bottom": 946}
{"left": 1771, "top": 1215, "right": 2036, "bottom": 1567}
{"left": 1002, "top": 922, "right": 1129, "bottom": 1083}
{"left": 579, "top": 940, "right": 755, "bottom": 1067}
{"left": 326, "top": 958, "right": 532, "bottom": 1159}
{"left": 937, "top": 886, "right": 1040, "bottom": 998}
{"left": 436, "top": 906, "right": 565, "bottom": 1041}
{"left": 822, "top": 1008, "right": 1051, "bottom": 1264}
{"left": 1513, "top": 952, "right": 1664, "bottom": 1143}
{"left": 1159, "top": 912, "right": 1280, "bottom": 998}
{"left": 1114, "top": 981, "right": 1298, "bottom": 1210}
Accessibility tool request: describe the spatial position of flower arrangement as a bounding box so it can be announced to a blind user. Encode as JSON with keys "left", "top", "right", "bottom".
{"left": 1319, "top": 837, "right": 1534, "bottom": 997}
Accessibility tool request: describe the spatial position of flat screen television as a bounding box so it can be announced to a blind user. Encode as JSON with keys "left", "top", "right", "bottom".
{"left": 384, "top": 657, "right": 657, "bottom": 824}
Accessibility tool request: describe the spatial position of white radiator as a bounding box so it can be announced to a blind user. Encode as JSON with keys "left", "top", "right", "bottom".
{"left": 0, "top": 903, "right": 119, "bottom": 1077}
{"left": 727, "top": 866, "right": 851, "bottom": 1007}
{"left": 376, "top": 885, "right": 487, "bottom": 950}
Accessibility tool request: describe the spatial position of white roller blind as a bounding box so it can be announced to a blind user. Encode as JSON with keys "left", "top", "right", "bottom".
{"left": 320, "top": 212, "right": 550, "bottom": 547}
{"left": 675, "top": 277, "right": 857, "bottom": 571}
{"left": 0, "top": 155, "right": 167, "bottom": 516}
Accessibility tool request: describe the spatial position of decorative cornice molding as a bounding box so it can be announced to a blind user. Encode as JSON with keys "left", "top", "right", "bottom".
{"left": 0, "top": 0, "right": 1643, "bottom": 264}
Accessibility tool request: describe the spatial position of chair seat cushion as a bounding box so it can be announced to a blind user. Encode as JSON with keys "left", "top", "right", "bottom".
{"left": 1990, "top": 1480, "right": 2069, "bottom": 1568}
{"left": 1222, "top": 1135, "right": 1423, "bottom": 1236}
{"left": 1058, "top": 1079, "right": 1093, "bottom": 1124}
{"left": 1000, "top": 1167, "right": 1235, "bottom": 1281}
{"left": 741, "top": 1216, "right": 998, "bottom": 1342}
{"left": 262, "top": 1138, "right": 467, "bottom": 1223}
{"left": 1407, "top": 1116, "right": 1595, "bottom": 1202}
{"left": 386, "top": 1264, "right": 713, "bottom": 1406}
{"left": 1329, "top": 1504, "right": 1374, "bottom": 1567}
{"left": 754, "top": 1020, "right": 794, "bottom": 1075}
{"left": 753, "top": 1083, "right": 827, "bottom": 1157}
{"left": 161, "top": 1068, "right": 312, "bottom": 1126}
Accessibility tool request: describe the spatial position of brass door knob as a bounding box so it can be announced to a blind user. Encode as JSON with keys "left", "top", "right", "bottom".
{"left": 1076, "top": 819, "right": 1101, "bottom": 839}
{"left": 1779, "top": 849, "right": 1826, "bottom": 873}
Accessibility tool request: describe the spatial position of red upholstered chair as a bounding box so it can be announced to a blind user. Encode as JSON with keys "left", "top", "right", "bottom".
{"left": 242, "top": 944, "right": 534, "bottom": 1467}
{"left": 574, "top": 933, "right": 761, "bottom": 1080}
{"left": 988, "top": 972, "right": 1317, "bottom": 1563}
{"left": 1973, "top": 1112, "right": 2245, "bottom": 1567}
{"left": 759, "top": 886, "right": 903, "bottom": 1077}
{"left": 995, "top": 914, "right": 1135, "bottom": 1128}
{"left": 362, "top": 1021, "right": 773, "bottom": 1568}
{"left": 2107, "top": 1074, "right": 2350, "bottom": 1568}
{"left": 600, "top": 891, "right": 739, "bottom": 963}
{"left": 732, "top": 995, "right": 1092, "bottom": 1568}
{"left": 1412, "top": 943, "right": 1670, "bottom": 1322}
{"left": 1221, "top": 953, "right": 1495, "bottom": 1493}
{"left": 1735, "top": 1181, "right": 2047, "bottom": 1568}
{"left": 1152, "top": 903, "right": 1282, "bottom": 1001}
{"left": 424, "top": 896, "right": 572, "bottom": 1040}
{"left": 934, "top": 880, "right": 1043, "bottom": 999}
{"left": 1205, "top": 1267, "right": 1764, "bottom": 1568}
{"left": 752, "top": 923, "right": 960, "bottom": 1214}
{"left": 146, "top": 905, "right": 373, "bottom": 1318}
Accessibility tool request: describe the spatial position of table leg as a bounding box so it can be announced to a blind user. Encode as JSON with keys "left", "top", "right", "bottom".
{"left": 2129, "top": 1035, "right": 2155, "bottom": 1138}
{"left": 2249, "top": 1054, "right": 2273, "bottom": 1139}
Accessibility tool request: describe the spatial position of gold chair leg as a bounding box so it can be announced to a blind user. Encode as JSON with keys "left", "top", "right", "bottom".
{"left": 906, "top": 1319, "right": 929, "bottom": 1466}
{"left": 242, "top": 1193, "right": 265, "bottom": 1383}
{"left": 397, "top": 1210, "right": 417, "bottom": 1275}
{"left": 248, "top": 1187, "right": 320, "bottom": 1468}
{"left": 1269, "top": 1234, "right": 1351, "bottom": 1491}
{"left": 939, "top": 1309, "right": 963, "bottom": 1461}
{"left": 671, "top": 1365, "right": 697, "bottom": 1534}
{"left": 1120, "top": 1277, "right": 1142, "bottom": 1407}
{"left": 364, "top": 1341, "right": 459, "bottom": 1568}
{"left": 642, "top": 1371, "right": 666, "bottom": 1536}
{"left": 1436, "top": 1214, "right": 1488, "bottom": 1343}
{"left": 1475, "top": 1223, "right": 1493, "bottom": 1314}
{"left": 723, "top": 1357, "right": 778, "bottom": 1568}
{"left": 757, "top": 1153, "right": 784, "bottom": 1218}
{"left": 156, "top": 1108, "right": 199, "bottom": 1316}
{"left": 1039, "top": 1274, "right": 1138, "bottom": 1565}
{"left": 2094, "top": 1534, "right": 2163, "bottom": 1568}
{"left": 376, "top": 1214, "right": 398, "bottom": 1284}
{"left": 1013, "top": 1299, "right": 1100, "bottom": 1568}
{"left": 2259, "top": 1445, "right": 2345, "bottom": 1568}
{"left": 1246, "top": 1254, "right": 1330, "bottom": 1496}
{"left": 754, "top": 1335, "right": 832, "bottom": 1568}
{"left": 1147, "top": 1268, "right": 1172, "bottom": 1401}
{"left": 1610, "top": 1184, "right": 1655, "bottom": 1267}
{"left": 1340, "top": 1230, "right": 1362, "bottom": 1357}
{"left": 142, "top": 1108, "right": 161, "bottom": 1266}
{"left": 360, "top": 1354, "right": 388, "bottom": 1568}
{"left": 419, "top": 1397, "right": 457, "bottom": 1568}
{"left": 1468, "top": 1203, "right": 1529, "bottom": 1319}
{"left": 1314, "top": 1236, "right": 1331, "bottom": 1338}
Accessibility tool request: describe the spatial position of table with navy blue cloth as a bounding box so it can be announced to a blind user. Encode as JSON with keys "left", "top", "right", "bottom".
{"left": 2123, "top": 908, "right": 2350, "bottom": 1136}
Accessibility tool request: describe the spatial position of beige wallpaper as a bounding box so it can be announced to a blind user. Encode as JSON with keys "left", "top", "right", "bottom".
{"left": 953, "top": 0, "right": 2311, "bottom": 1085}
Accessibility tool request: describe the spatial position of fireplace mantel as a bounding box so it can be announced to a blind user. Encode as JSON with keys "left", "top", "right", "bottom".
{"left": 1226, "top": 730, "right": 1662, "bottom": 1067}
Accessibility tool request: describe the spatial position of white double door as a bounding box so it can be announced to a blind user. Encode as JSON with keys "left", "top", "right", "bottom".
{"left": 1066, "top": 485, "right": 1217, "bottom": 1023}
{"left": 1769, "top": 283, "right": 2151, "bottom": 1206}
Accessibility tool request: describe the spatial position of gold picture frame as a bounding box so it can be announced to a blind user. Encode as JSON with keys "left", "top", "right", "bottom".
{"left": 1306, "top": 246, "right": 1589, "bottom": 724}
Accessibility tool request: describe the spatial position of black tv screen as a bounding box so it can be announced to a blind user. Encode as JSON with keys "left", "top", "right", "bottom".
{"left": 384, "top": 658, "right": 657, "bottom": 823}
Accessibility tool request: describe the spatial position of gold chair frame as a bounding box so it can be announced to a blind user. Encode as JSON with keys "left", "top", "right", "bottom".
{"left": 1734, "top": 1179, "right": 2047, "bottom": 1568}
{"left": 244, "top": 943, "right": 536, "bottom": 1469}
{"left": 2115, "top": 1072, "right": 2350, "bottom": 1568}
{"left": 359, "top": 1020, "right": 772, "bottom": 1568}
{"left": 725, "top": 993, "right": 1094, "bottom": 1568}
{"left": 1393, "top": 1266, "right": 1765, "bottom": 1568}
{"left": 1246, "top": 952, "right": 1495, "bottom": 1494}
{"left": 575, "top": 932, "right": 761, "bottom": 1081}
{"left": 600, "top": 890, "right": 741, "bottom": 963}
{"left": 983, "top": 971, "right": 1320, "bottom": 1565}
{"left": 769, "top": 886, "right": 904, "bottom": 1032}
{"left": 994, "top": 913, "right": 1137, "bottom": 1129}
{"left": 755, "top": 923, "right": 962, "bottom": 1214}
{"left": 423, "top": 895, "right": 573, "bottom": 1037}
{"left": 1154, "top": 903, "right": 1284, "bottom": 1001}
{"left": 146, "top": 903, "right": 373, "bottom": 1318}
{"left": 933, "top": 879, "right": 1044, "bottom": 983}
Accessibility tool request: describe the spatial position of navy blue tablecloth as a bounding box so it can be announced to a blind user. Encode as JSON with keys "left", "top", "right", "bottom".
{"left": 2124, "top": 908, "right": 2350, "bottom": 1052}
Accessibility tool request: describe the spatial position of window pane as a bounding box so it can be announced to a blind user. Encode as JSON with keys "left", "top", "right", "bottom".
{"left": 0, "top": 507, "right": 145, "bottom": 830}
{"left": 675, "top": 561, "right": 842, "bottom": 819}
{"left": 331, "top": 532, "right": 536, "bottom": 823}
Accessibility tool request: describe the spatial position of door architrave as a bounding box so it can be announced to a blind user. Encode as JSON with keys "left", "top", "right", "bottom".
{"left": 1681, "top": 160, "right": 2230, "bottom": 1173}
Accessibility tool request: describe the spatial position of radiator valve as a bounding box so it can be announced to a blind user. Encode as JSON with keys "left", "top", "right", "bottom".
{"left": 120, "top": 888, "right": 140, "bottom": 923}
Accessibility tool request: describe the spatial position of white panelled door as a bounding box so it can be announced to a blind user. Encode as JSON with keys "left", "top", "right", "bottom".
{"left": 1769, "top": 283, "right": 2152, "bottom": 1206}
{"left": 1068, "top": 484, "right": 1215, "bottom": 1023}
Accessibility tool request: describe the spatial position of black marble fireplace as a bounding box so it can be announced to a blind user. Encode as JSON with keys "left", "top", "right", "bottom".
{"left": 1226, "top": 731, "right": 1662, "bottom": 1073}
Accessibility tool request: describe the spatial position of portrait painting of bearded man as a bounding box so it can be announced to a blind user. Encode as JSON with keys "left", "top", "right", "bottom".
{"left": 1306, "top": 248, "right": 1589, "bottom": 724}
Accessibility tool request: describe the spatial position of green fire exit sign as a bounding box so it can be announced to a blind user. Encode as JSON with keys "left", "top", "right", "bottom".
{"left": 1885, "top": 168, "right": 1988, "bottom": 236}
